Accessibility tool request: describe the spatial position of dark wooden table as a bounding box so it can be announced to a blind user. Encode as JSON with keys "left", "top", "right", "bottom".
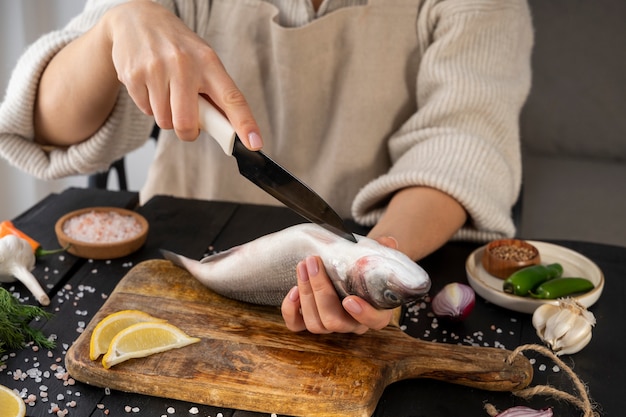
{"left": 1, "top": 188, "right": 623, "bottom": 416}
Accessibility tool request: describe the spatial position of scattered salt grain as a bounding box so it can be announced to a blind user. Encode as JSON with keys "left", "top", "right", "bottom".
{"left": 167, "top": 407, "right": 175, "bottom": 414}
{"left": 189, "top": 406, "right": 199, "bottom": 414}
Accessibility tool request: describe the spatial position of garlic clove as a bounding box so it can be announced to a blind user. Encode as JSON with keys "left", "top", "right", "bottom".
{"left": 552, "top": 316, "right": 592, "bottom": 354}
{"left": 556, "top": 330, "right": 592, "bottom": 356}
{"left": 531, "top": 303, "right": 557, "bottom": 335}
{"left": 543, "top": 307, "right": 579, "bottom": 345}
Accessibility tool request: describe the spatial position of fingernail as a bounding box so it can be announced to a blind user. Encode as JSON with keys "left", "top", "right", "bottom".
{"left": 297, "top": 260, "right": 309, "bottom": 282}
{"left": 288, "top": 286, "right": 300, "bottom": 302}
{"left": 305, "top": 256, "right": 319, "bottom": 276}
{"left": 343, "top": 298, "right": 363, "bottom": 314}
{"left": 248, "top": 131, "right": 263, "bottom": 149}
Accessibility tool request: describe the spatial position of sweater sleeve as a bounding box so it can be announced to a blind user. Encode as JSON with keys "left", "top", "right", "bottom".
{"left": 0, "top": 0, "right": 157, "bottom": 179}
{"left": 352, "top": 0, "right": 533, "bottom": 242}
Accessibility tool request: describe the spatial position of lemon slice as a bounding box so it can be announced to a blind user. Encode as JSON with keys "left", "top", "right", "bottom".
{"left": 102, "top": 321, "right": 200, "bottom": 369}
{"left": 0, "top": 384, "right": 26, "bottom": 417}
{"left": 90, "top": 310, "right": 165, "bottom": 360}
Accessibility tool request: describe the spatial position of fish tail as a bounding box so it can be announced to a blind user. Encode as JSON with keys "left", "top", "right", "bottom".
{"left": 160, "top": 249, "right": 195, "bottom": 271}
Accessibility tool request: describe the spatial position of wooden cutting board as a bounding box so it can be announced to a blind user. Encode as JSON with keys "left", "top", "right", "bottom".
{"left": 66, "top": 260, "right": 532, "bottom": 417}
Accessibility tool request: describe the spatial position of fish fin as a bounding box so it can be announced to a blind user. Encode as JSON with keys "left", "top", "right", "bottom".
{"left": 199, "top": 247, "right": 238, "bottom": 264}
{"left": 160, "top": 249, "right": 196, "bottom": 270}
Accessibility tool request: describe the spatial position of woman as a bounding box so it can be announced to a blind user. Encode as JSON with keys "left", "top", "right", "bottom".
{"left": 0, "top": 0, "right": 533, "bottom": 334}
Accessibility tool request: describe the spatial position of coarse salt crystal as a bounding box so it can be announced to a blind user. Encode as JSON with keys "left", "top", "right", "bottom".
{"left": 63, "top": 210, "right": 142, "bottom": 243}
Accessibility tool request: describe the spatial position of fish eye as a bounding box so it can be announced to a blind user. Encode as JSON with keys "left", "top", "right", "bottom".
{"left": 384, "top": 289, "right": 400, "bottom": 304}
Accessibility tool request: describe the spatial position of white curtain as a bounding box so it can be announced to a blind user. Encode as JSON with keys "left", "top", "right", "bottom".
{"left": 0, "top": 0, "right": 154, "bottom": 221}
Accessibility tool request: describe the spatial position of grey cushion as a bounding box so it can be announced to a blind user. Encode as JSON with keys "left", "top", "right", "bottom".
{"left": 519, "top": 154, "right": 626, "bottom": 247}
{"left": 521, "top": 0, "right": 626, "bottom": 160}
{"left": 517, "top": 0, "right": 626, "bottom": 247}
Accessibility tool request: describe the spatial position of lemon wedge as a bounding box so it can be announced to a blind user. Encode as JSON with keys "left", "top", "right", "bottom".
{"left": 90, "top": 310, "right": 165, "bottom": 360}
{"left": 102, "top": 321, "right": 200, "bottom": 369}
{"left": 0, "top": 384, "right": 26, "bottom": 417}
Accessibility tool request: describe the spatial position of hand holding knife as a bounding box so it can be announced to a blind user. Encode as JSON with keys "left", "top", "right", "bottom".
{"left": 197, "top": 97, "right": 357, "bottom": 243}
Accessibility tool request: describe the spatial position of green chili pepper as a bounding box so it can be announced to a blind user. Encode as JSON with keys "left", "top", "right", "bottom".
{"left": 502, "top": 263, "right": 563, "bottom": 296}
{"left": 529, "top": 277, "right": 595, "bottom": 299}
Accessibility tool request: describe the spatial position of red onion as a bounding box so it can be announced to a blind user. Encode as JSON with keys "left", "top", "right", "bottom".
{"left": 495, "top": 406, "right": 553, "bottom": 416}
{"left": 431, "top": 282, "right": 475, "bottom": 320}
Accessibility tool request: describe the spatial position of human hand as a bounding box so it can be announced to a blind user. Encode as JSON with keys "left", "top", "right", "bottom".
{"left": 102, "top": 1, "right": 262, "bottom": 147}
{"left": 280, "top": 237, "right": 398, "bottom": 334}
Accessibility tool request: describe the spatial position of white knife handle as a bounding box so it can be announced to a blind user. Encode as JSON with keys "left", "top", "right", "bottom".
{"left": 198, "top": 96, "right": 236, "bottom": 155}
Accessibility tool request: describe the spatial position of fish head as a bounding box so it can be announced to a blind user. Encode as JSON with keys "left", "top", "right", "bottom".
{"left": 348, "top": 253, "right": 431, "bottom": 309}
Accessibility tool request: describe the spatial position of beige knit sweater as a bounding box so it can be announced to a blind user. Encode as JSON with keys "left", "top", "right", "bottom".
{"left": 0, "top": 0, "right": 533, "bottom": 241}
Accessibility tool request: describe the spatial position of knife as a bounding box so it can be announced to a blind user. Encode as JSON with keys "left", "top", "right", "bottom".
{"left": 198, "top": 97, "right": 357, "bottom": 243}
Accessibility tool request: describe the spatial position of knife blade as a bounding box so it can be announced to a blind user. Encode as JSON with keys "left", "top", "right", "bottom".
{"left": 198, "top": 97, "right": 357, "bottom": 243}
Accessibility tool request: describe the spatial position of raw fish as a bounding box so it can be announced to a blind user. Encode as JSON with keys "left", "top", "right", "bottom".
{"left": 162, "top": 223, "right": 430, "bottom": 309}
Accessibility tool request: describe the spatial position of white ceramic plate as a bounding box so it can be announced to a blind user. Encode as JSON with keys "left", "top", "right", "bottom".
{"left": 465, "top": 241, "right": 604, "bottom": 314}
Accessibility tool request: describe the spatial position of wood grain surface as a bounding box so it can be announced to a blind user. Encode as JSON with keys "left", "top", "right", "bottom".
{"left": 66, "top": 260, "right": 533, "bottom": 417}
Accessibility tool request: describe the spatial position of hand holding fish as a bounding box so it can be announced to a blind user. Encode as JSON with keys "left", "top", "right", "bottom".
{"left": 281, "top": 249, "right": 399, "bottom": 334}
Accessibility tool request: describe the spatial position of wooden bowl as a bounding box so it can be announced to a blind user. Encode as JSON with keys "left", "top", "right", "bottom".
{"left": 55, "top": 207, "right": 148, "bottom": 260}
{"left": 481, "top": 239, "right": 540, "bottom": 279}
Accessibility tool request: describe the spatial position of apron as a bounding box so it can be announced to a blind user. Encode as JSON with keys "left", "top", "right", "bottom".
{"left": 143, "top": 0, "right": 426, "bottom": 219}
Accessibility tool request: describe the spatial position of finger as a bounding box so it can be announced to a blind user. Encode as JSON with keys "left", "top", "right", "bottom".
{"left": 303, "top": 257, "right": 368, "bottom": 334}
{"left": 125, "top": 83, "right": 153, "bottom": 116}
{"left": 280, "top": 286, "right": 306, "bottom": 332}
{"left": 376, "top": 236, "right": 399, "bottom": 250}
{"left": 169, "top": 79, "right": 201, "bottom": 141}
{"left": 295, "top": 258, "right": 330, "bottom": 334}
{"left": 200, "top": 51, "right": 263, "bottom": 150}
{"left": 147, "top": 80, "right": 173, "bottom": 130}
{"left": 342, "top": 296, "right": 394, "bottom": 331}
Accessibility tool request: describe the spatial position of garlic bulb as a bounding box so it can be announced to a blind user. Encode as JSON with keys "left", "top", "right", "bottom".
{"left": 0, "top": 235, "right": 50, "bottom": 305}
{"left": 532, "top": 298, "right": 595, "bottom": 356}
